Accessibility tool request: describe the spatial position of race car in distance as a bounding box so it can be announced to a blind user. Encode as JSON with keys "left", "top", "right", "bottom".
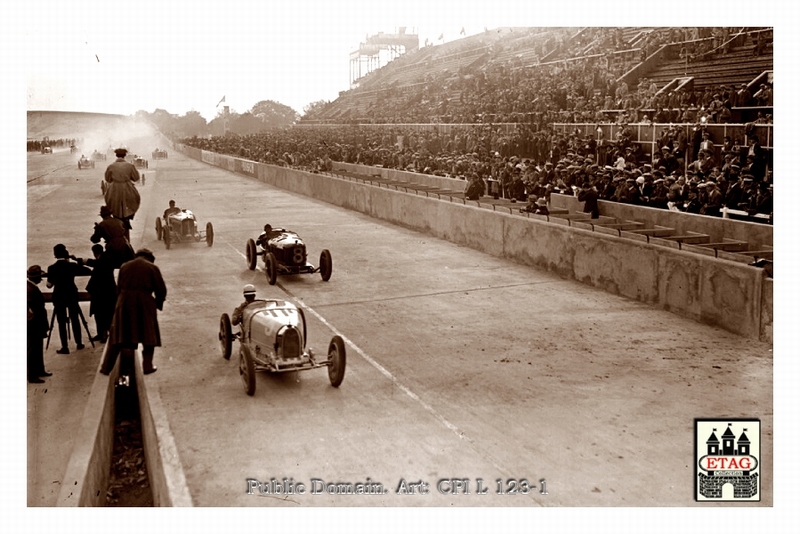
{"left": 41, "top": 146, "right": 52, "bottom": 154}
{"left": 132, "top": 155, "right": 149, "bottom": 168}
{"left": 78, "top": 155, "right": 95, "bottom": 169}
{"left": 152, "top": 148, "right": 168, "bottom": 160}
{"left": 91, "top": 150, "right": 107, "bottom": 162}
{"left": 219, "top": 299, "right": 346, "bottom": 396}
{"left": 155, "top": 208, "right": 213, "bottom": 249}
{"left": 246, "top": 225, "right": 332, "bottom": 285}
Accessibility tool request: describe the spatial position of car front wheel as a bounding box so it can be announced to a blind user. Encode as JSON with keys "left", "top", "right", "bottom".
{"left": 219, "top": 313, "right": 232, "bottom": 360}
{"left": 240, "top": 349, "right": 256, "bottom": 396}
{"left": 327, "top": 335, "right": 346, "bottom": 387}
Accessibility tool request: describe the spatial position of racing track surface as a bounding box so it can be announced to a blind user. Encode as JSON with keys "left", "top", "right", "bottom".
{"left": 27, "top": 144, "right": 772, "bottom": 507}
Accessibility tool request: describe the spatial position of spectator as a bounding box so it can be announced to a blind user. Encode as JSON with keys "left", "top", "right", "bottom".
{"left": 80, "top": 244, "right": 117, "bottom": 344}
{"left": 91, "top": 205, "right": 133, "bottom": 269}
{"left": 46, "top": 244, "right": 92, "bottom": 354}
{"left": 100, "top": 249, "right": 167, "bottom": 376}
{"left": 104, "top": 148, "right": 141, "bottom": 235}
{"left": 27, "top": 265, "right": 52, "bottom": 383}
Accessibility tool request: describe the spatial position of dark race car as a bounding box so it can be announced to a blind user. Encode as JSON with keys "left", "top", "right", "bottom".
{"left": 132, "top": 155, "right": 149, "bottom": 169}
{"left": 152, "top": 148, "right": 168, "bottom": 160}
{"left": 78, "top": 155, "right": 95, "bottom": 169}
{"left": 155, "top": 209, "right": 213, "bottom": 249}
{"left": 245, "top": 225, "right": 332, "bottom": 285}
{"left": 91, "top": 150, "right": 107, "bottom": 162}
{"left": 219, "top": 299, "right": 346, "bottom": 396}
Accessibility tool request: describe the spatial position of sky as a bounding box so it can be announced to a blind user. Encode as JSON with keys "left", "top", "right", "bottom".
{"left": 19, "top": 0, "right": 551, "bottom": 120}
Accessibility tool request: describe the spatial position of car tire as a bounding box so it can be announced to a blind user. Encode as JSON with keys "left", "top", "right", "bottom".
{"left": 246, "top": 239, "right": 257, "bottom": 271}
{"left": 320, "top": 249, "right": 333, "bottom": 281}
{"left": 206, "top": 222, "right": 214, "bottom": 247}
{"left": 219, "top": 313, "right": 232, "bottom": 360}
{"left": 240, "top": 349, "right": 256, "bottom": 396}
{"left": 164, "top": 227, "right": 171, "bottom": 249}
{"left": 101, "top": 181, "right": 107, "bottom": 195}
{"left": 327, "top": 335, "right": 346, "bottom": 387}
{"left": 155, "top": 217, "right": 162, "bottom": 240}
{"left": 265, "top": 252, "right": 278, "bottom": 285}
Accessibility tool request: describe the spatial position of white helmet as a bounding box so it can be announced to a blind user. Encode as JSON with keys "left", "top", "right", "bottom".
{"left": 243, "top": 284, "right": 256, "bottom": 296}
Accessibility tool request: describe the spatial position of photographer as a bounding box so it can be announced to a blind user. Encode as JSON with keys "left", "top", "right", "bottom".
{"left": 46, "top": 244, "right": 92, "bottom": 354}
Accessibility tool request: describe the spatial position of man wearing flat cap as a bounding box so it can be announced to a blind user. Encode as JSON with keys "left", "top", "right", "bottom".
{"left": 104, "top": 148, "right": 141, "bottom": 236}
{"left": 101, "top": 248, "right": 167, "bottom": 375}
{"left": 27, "top": 265, "right": 51, "bottom": 383}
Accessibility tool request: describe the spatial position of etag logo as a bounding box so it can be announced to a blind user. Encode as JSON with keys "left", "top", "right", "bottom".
{"left": 695, "top": 419, "right": 760, "bottom": 501}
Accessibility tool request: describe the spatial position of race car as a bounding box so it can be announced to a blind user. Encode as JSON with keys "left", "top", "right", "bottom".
{"left": 219, "top": 299, "right": 346, "bottom": 396}
{"left": 245, "top": 226, "right": 332, "bottom": 285}
{"left": 91, "top": 150, "right": 107, "bottom": 162}
{"left": 152, "top": 148, "right": 168, "bottom": 160}
{"left": 41, "top": 146, "right": 52, "bottom": 154}
{"left": 78, "top": 155, "right": 95, "bottom": 169}
{"left": 70, "top": 145, "right": 78, "bottom": 154}
{"left": 132, "top": 155, "right": 149, "bottom": 169}
{"left": 155, "top": 208, "right": 213, "bottom": 249}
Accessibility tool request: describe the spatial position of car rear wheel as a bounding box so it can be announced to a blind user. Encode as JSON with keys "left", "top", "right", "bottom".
{"left": 240, "top": 349, "right": 256, "bottom": 396}
{"left": 101, "top": 181, "right": 107, "bottom": 195}
{"left": 246, "top": 239, "right": 257, "bottom": 270}
{"left": 206, "top": 222, "right": 214, "bottom": 247}
{"left": 219, "top": 313, "right": 232, "bottom": 360}
{"left": 155, "top": 217, "right": 162, "bottom": 240}
{"left": 265, "top": 252, "right": 278, "bottom": 285}
{"left": 320, "top": 249, "right": 333, "bottom": 281}
{"left": 327, "top": 335, "right": 346, "bottom": 387}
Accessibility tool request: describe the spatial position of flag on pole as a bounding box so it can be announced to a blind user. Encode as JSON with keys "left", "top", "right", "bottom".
{"left": 216, "top": 95, "right": 226, "bottom": 107}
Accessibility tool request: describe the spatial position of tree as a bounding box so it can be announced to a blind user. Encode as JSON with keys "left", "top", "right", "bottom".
{"left": 249, "top": 100, "right": 299, "bottom": 129}
{"left": 175, "top": 110, "right": 207, "bottom": 138}
{"left": 302, "top": 99, "right": 329, "bottom": 119}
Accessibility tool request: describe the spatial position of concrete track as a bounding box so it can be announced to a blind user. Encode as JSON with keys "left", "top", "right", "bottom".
{"left": 27, "top": 145, "right": 772, "bottom": 507}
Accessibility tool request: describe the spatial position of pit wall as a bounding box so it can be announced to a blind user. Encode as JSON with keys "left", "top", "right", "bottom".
{"left": 177, "top": 146, "right": 772, "bottom": 343}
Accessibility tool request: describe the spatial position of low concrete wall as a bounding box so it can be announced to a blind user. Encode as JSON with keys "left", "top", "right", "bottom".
{"left": 57, "top": 345, "right": 116, "bottom": 507}
{"left": 336, "top": 161, "right": 467, "bottom": 192}
{"left": 135, "top": 353, "right": 194, "bottom": 506}
{"left": 176, "top": 145, "right": 772, "bottom": 342}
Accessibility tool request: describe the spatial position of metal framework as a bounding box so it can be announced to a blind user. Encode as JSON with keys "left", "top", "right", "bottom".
{"left": 350, "top": 28, "right": 419, "bottom": 86}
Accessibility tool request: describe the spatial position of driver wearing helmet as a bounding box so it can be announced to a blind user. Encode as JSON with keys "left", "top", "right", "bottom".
{"left": 163, "top": 200, "right": 182, "bottom": 219}
{"left": 257, "top": 223, "right": 280, "bottom": 248}
{"left": 232, "top": 284, "right": 258, "bottom": 326}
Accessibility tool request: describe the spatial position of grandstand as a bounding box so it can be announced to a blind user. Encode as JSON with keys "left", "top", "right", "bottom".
{"left": 301, "top": 26, "right": 772, "bottom": 126}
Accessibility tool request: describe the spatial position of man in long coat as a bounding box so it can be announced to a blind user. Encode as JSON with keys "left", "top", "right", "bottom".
{"left": 100, "top": 248, "right": 167, "bottom": 375}
{"left": 103, "top": 148, "right": 140, "bottom": 234}
{"left": 27, "top": 265, "right": 52, "bottom": 383}
{"left": 91, "top": 205, "right": 134, "bottom": 269}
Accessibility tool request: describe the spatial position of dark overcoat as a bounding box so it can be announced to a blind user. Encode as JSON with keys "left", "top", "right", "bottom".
{"left": 108, "top": 257, "right": 167, "bottom": 347}
{"left": 104, "top": 158, "right": 141, "bottom": 219}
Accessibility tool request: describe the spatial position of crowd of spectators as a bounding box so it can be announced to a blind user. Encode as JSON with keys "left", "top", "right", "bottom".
{"left": 308, "top": 27, "right": 771, "bottom": 128}
{"left": 27, "top": 138, "right": 82, "bottom": 152}
{"left": 181, "top": 117, "right": 772, "bottom": 221}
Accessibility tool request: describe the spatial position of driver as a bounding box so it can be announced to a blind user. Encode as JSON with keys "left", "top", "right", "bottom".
{"left": 232, "top": 284, "right": 258, "bottom": 326}
{"left": 257, "top": 223, "right": 281, "bottom": 248}
{"left": 163, "top": 200, "right": 182, "bottom": 219}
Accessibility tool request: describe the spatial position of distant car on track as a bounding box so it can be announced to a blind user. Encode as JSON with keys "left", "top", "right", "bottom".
{"left": 78, "top": 155, "right": 95, "bottom": 169}
{"left": 219, "top": 299, "right": 346, "bottom": 396}
{"left": 155, "top": 208, "right": 213, "bottom": 249}
{"left": 245, "top": 225, "right": 332, "bottom": 285}
{"left": 152, "top": 148, "right": 168, "bottom": 160}
{"left": 91, "top": 150, "right": 107, "bottom": 162}
{"left": 132, "top": 155, "right": 149, "bottom": 169}
{"left": 41, "top": 146, "right": 52, "bottom": 154}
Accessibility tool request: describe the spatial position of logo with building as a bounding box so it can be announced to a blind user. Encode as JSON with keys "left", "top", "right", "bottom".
{"left": 695, "top": 419, "right": 760, "bottom": 501}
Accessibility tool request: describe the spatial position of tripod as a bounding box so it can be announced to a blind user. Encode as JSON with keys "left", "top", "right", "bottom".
{"left": 46, "top": 304, "right": 95, "bottom": 350}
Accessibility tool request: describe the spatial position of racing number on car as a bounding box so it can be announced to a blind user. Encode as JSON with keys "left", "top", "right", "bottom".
{"left": 293, "top": 248, "right": 304, "bottom": 265}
